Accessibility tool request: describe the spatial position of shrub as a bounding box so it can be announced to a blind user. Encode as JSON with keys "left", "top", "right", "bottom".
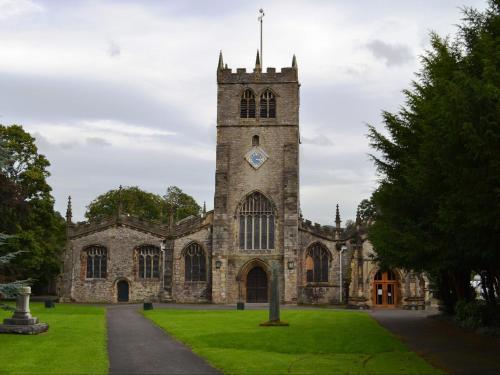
{"left": 454, "top": 300, "right": 500, "bottom": 329}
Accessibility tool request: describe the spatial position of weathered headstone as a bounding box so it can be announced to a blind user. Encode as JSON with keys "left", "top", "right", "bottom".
{"left": 260, "top": 264, "right": 289, "bottom": 326}
{"left": 0, "top": 287, "right": 49, "bottom": 334}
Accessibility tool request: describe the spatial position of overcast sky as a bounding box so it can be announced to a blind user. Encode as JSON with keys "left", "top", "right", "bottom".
{"left": 0, "top": 0, "right": 487, "bottom": 224}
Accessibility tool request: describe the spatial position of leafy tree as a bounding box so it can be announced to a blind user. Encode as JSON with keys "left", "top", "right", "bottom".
{"left": 164, "top": 186, "right": 201, "bottom": 222}
{"left": 85, "top": 185, "right": 201, "bottom": 224}
{"left": 0, "top": 234, "right": 30, "bottom": 298}
{"left": 0, "top": 125, "right": 65, "bottom": 293}
{"left": 85, "top": 186, "right": 165, "bottom": 222}
{"left": 357, "top": 198, "right": 377, "bottom": 224}
{"left": 367, "top": 2, "right": 500, "bottom": 312}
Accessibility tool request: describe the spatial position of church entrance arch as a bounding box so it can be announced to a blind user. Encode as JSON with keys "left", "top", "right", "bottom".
{"left": 372, "top": 270, "right": 398, "bottom": 307}
{"left": 246, "top": 266, "right": 268, "bottom": 303}
{"left": 117, "top": 280, "right": 129, "bottom": 302}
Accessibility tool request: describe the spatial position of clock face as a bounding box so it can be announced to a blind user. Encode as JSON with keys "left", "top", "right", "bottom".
{"left": 245, "top": 147, "right": 268, "bottom": 169}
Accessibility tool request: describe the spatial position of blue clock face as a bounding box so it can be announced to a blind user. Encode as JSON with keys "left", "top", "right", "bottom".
{"left": 246, "top": 147, "right": 267, "bottom": 169}
{"left": 251, "top": 152, "right": 263, "bottom": 164}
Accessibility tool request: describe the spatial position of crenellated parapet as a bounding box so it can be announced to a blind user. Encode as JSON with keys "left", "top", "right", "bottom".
{"left": 217, "top": 66, "right": 298, "bottom": 84}
{"left": 217, "top": 50, "right": 298, "bottom": 84}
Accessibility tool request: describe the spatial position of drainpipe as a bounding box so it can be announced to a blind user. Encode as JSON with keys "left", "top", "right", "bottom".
{"left": 340, "top": 245, "right": 347, "bottom": 303}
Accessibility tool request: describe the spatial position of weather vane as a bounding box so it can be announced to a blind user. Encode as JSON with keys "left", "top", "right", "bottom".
{"left": 258, "top": 8, "right": 265, "bottom": 67}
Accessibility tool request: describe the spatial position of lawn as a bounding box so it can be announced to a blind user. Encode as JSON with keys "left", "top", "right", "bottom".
{"left": 145, "top": 309, "right": 441, "bottom": 375}
{"left": 0, "top": 303, "right": 108, "bottom": 375}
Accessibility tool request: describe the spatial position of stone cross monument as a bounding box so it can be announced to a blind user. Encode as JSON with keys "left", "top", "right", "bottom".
{"left": 260, "top": 264, "right": 289, "bottom": 326}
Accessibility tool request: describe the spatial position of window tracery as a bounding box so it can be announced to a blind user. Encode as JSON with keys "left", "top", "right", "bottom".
{"left": 85, "top": 245, "right": 107, "bottom": 279}
{"left": 240, "top": 89, "right": 256, "bottom": 118}
{"left": 306, "top": 243, "right": 330, "bottom": 282}
{"left": 239, "top": 192, "right": 275, "bottom": 250}
{"left": 260, "top": 90, "right": 276, "bottom": 118}
{"left": 138, "top": 245, "right": 160, "bottom": 279}
{"left": 184, "top": 243, "right": 206, "bottom": 281}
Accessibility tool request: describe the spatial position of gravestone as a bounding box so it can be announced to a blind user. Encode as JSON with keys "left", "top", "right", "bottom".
{"left": 260, "top": 264, "right": 289, "bottom": 326}
{"left": 0, "top": 287, "right": 49, "bottom": 334}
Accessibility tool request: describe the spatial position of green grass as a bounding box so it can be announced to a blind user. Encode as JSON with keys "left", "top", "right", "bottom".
{"left": 145, "top": 309, "right": 441, "bottom": 375}
{"left": 0, "top": 303, "right": 108, "bottom": 375}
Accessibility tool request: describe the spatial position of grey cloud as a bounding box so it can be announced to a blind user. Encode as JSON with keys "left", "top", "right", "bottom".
{"left": 86, "top": 136, "right": 111, "bottom": 146}
{"left": 108, "top": 41, "right": 121, "bottom": 58}
{"left": 366, "top": 40, "right": 413, "bottom": 67}
{"left": 0, "top": 72, "right": 188, "bottom": 133}
{"left": 301, "top": 134, "right": 334, "bottom": 146}
{"left": 33, "top": 132, "right": 78, "bottom": 150}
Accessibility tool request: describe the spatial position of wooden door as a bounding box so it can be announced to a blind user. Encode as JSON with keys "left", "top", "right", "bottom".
{"left": 373, "top": 271, "right": 398, "bottom": 307}
{"left": 117, "top": 280, "right": 129, "bottom": 302}
{"left": 246, "top": 267, "right": 268, "bottom": 302}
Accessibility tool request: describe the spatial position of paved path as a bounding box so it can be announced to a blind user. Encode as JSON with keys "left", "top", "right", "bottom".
{"left": 370, "top": 309, "right": 500, "bottom": 375}
{"left": 107, "top": 305, "right": 220, "bottom": 375}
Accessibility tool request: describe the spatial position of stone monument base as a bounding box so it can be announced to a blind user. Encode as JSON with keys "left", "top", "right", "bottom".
{"left": 0, "top": 322, "right": 49, "bottom": 334}
{"left": 260, "top": 320, "right": 289, "bottom": 327}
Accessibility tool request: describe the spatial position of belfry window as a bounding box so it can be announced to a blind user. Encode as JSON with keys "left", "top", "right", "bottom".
{"left": 260, "top": 90, "right": 276, "bottom": 118}
{"left": 184, "top": 243, "right": 206, "bottom": 282}
{"left": 239, "top": 192, "right": 275, "bottom": 250}
{"left": 138, "top": 245, "right": 160, "bottom": 279}
{"left": 306, "top": 243, "right": 330, "bottom": 282}
{"left": 240, "top": 89, "right": 256, "bottom": 118}
{"left": 85, "top": 245, "right": 107, "bottom": 279}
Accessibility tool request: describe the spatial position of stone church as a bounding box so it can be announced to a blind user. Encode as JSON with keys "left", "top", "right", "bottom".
{"left": 59, "top": 51, "right": 430, "bottom": 309}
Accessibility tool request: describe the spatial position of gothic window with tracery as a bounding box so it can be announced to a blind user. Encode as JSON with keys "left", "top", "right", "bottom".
{"left": 138, "top": 245, "right": 160, "bottom": 279}
{"left": 240, "top": 89, "right": 256, "bottom": 118}
{"left": 306, "top": 243, "right": 330, "bottom": 282}
{"left": 184, "top": 243, "right": 206, "bottom": 281}
{"left": 239, "top": 192, "right": 275, "bottom": 250}
{"left": 85, "top": 245, "right": 107, "bottom": 279}
{"left": 260, "top": 90, "right": 276, "bottom": 118}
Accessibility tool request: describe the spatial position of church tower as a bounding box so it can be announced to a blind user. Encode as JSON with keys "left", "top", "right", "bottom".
{"left": 211, "top": 51, "right": 300, "bottom": 303}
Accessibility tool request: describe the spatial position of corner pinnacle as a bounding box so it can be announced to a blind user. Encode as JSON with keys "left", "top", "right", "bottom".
{"left": 292, "top": 54, "right": 297, "bottom": 69}
{"left": 217, "top": 50, "right": 224, "bottom": 71}
{"left": 255, "top": 50, "right": 261, "bottom": 71}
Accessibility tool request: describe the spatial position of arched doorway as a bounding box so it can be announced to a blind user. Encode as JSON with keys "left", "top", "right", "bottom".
{"left": 117, "top": 280, "right": 129, "bottom": 302}
{"left": 373, "top": 270, "right": 398, "bottom": 307}
{"left": 246, "top": 266, "right": 268, "bottom": 303}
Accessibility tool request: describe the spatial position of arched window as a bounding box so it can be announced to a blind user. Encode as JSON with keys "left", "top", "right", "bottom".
{"left": 138, "top": 245, "right": 160, "bottom": 279}
{"left": 85, "top": 245, "right": 107, "bottom": 279}
{"left": 240, "top": 89, "right": 256, "bottom": 118}
{"left": 260, "top": 90, "right": 276, "bottom": 118}
{"left": 306, "top": 243, "right": 330, "bottom": 282}
{"left": 239, "top": 192, "right": 275, "bottom": 250}
{"left": 252, "top": 135, "right": 259, "bottom": 146}
{"left": 184, "top": 243, "right": 206, "bottom": 281}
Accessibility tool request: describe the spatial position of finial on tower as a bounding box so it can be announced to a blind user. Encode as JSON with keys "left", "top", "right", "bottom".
{"left": 66, "top": 195, "right": 72, "bottom": 224}
{"left": 335, "top": 204, "right": 341, "bottom": 229}
{"left": 202, "top": 201, "right": 206, "bottom": 217}
{"left": 217, "top": 50, "right": 224, "bottom": 71}
{"left": 254, "top": 50, "right": 261, "bottom": 72}
{"left": 258, "top": 8, "right": 265, "bottom": 67}
{"left": 292, "top": 54, "right": 298, "bottom": 69}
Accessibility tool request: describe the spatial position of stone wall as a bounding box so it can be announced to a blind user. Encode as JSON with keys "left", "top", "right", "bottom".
{"left": 172, "top": 226, "right": 212, "bottom": 303}
{"left": 297, "top": 227, "right": 343, "bottom": 304}
{"left": 64, "top": 225, "right": 164, "bottom": 303}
